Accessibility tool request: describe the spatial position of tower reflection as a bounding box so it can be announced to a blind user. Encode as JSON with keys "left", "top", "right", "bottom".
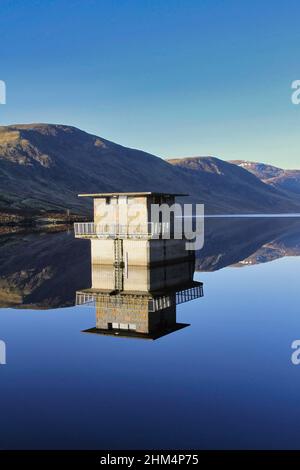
{"left": 77, "top": 259, "right": 203, "bottom": 340}
{"left": 75, "top": 192, "right": 204, "bottom": 339}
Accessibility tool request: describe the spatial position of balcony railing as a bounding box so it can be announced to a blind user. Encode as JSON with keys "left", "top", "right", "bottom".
{"left": 76, "top": 284, "right": 203, "bottom": 312}
{"left": 176, "top": 284, "right": 204, "bottom": 304}
{"left": 74, "top": 222, "right": 172, "bottom": 239}
{"left": 76, "top": 291, "right": 170, "bottom": 312}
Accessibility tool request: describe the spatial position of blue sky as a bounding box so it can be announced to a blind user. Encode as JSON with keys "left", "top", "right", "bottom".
{"left": 0, "top": 0, "right": 299, "bottom": 168}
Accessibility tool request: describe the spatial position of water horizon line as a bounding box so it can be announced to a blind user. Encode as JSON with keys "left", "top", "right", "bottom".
{"left": 178, "top": 213, "right": 300, "bottom": 218}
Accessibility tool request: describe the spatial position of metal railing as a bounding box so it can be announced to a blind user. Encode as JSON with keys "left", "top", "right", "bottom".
{"left": 76, "top": 292, "right": 161, "bottom": 312}
{"left": 176, "top": 284, "right": 204, "bottom": 304}
{"left": 76, "top": 284, "right": 203, "bottom": 312}
{"left": 74, "top": 222, "right": 172, "bottom": 239}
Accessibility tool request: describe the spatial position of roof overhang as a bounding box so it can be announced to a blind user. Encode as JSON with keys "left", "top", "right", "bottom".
{"left": 78, "top": 191, "right": 188, "bottom": 198}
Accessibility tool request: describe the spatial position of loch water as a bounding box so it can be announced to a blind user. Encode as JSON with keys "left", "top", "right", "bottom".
{"left": 0, "top": 217, "right": 300, "bottom": 449}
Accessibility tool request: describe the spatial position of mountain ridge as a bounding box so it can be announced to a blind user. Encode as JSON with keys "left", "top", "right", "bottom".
{"left": 1, "top": 124, "right": 300, "bottom": 220}
{"left": 230, "top": 159, "right": 300, "bottom": 198}
{"left": 167, "top": 155, "right": 300, "bottom": 212}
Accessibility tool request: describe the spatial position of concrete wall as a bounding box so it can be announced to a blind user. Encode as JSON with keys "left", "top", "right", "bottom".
{"left": 123, "top": 265, "right": 148, "bottom": 292}
{"left": 148, "top": 261, "right": 194, "bottom": 291}
{"left": 123, "top": 239, "right": 149, "bottom": 266}
{"left": 148, "top": 239, "right": 190, "bottom": 264}
{"left": 91, "top": 238, "right": 190, "bottom": 266}
{"left": 91, "top": 239, "right": 115, "bottom": 264}
{"left": 95, "top": 295, "right": 177, "bottom": 334}
{"left": 92, "top": 265, "right": 115, "bottom": 290}
{"left": 148, "top": 302, "right": 176, "bottom": 331}
{"left": 95, "top": 295, "right": 150, "bottom": 333}
{"left": 91, "top": 260, "right": 194, "bottom": 293}
{"left": 94, "top": 195, "right": 149, "bottom": 229}
{"left": 93, "top": 194, "right": 177, "bottom": 232}
{"left": 123, "top": 239, "right": 190, "bottom": 266}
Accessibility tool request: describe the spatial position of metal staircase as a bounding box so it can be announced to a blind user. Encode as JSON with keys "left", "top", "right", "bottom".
{"left": 114, "top": 239, "right": 124, "bottom": 291}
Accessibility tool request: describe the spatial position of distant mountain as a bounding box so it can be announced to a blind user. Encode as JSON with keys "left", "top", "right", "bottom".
{"left": 167, "top": 156, "right": 300, "bottom": 213}
{"left": 1, "top": 124, "right": 300, "bottom": 218}
{"left": 0, "top": 231, "right": 90, "bottom": 308}
{"left": 0, "top": 123, "right": 187, "bottom": 216}
{"left": 195, "top": 217, "right": 300, "bottom": 271}
{"left": 233, "top": 239, "right": 300, "bottom": 268}
{"left": 230, "top": 160, "right": 300, "bottom": 199}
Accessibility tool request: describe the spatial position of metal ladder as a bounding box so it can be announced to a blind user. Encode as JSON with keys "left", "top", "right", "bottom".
{"left": 114, "top": 239, "right": 124, "bottom": 291}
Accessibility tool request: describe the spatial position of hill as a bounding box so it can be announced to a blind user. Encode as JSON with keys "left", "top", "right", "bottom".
{"left": 230, "top": 160, "right": 300, "bottom": 198}
{"left": 167, "top": 156, "right": 300, "bottom": 213}
{"left": 1, "top": 124, "right": 300, "bottom": 220}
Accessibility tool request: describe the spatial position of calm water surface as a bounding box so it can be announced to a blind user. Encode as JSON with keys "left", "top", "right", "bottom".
{"left": 0, "top": 217, "right": 300, "bottom": 449}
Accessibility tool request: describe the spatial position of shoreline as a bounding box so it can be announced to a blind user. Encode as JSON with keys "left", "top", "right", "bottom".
{"left": 0, "top": 223, "right": 76, "bottom": 236}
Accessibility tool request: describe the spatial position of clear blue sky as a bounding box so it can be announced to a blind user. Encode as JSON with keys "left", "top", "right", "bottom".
{"left": 0, "top": 0, "right": 299, "bottom": 168}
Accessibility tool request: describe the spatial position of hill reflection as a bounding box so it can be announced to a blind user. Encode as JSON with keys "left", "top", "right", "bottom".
{"left": 78, "top": 261, "right": 203, "bottom": 340}
{"left": 0, "top": 217, "right": 299, "bottom": 308}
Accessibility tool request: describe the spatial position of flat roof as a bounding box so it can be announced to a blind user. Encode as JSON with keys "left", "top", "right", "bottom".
{"left": 78, "top": 191, "right": 188, "bottom": 198}
{"left": 82, "top": 323, "right": 190, "bottom": 340}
